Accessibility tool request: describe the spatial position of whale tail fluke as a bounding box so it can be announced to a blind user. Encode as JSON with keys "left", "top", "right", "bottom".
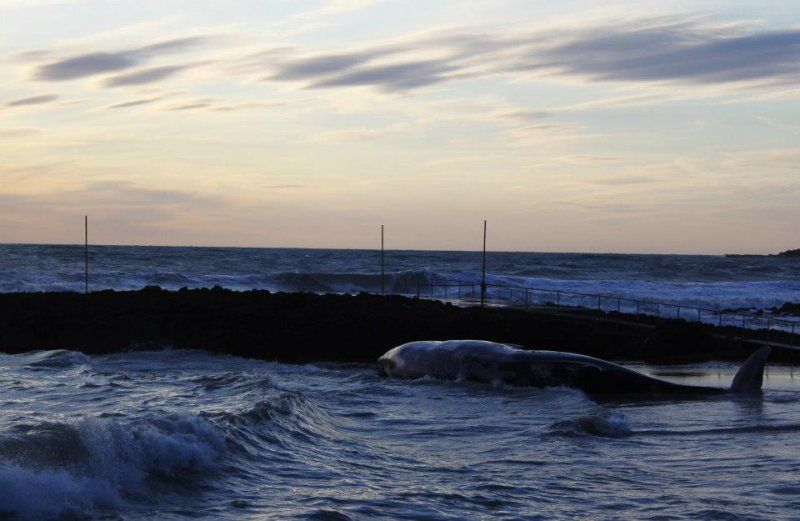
{"left": 730, "top": 346, "right": 771, "bottom": 393}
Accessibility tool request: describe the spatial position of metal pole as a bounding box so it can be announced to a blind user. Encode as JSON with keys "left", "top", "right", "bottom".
{"left": 380, "top": 224, "right": 385, "bottom": 295}
{"left": 767, "top": 318, "right": 771, "bottom": 344}
{"left": 480, "top": 220, "right": 487, "bottom": 307}
{"left": 84, "top": 215, "right": 88, "bottom": 294}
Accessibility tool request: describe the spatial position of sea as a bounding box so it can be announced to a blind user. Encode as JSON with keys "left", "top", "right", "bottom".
{"left": 1, "top": 243, "right": 800, "bottom": 312}
{"left": 1, "top": 350, "right": 799, "bottom": 520}
{"left": 1, "top": 244, "right": 800, "bottom": 520}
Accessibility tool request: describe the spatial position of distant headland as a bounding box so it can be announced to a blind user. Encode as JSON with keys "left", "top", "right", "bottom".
{"left": 725, "top": 248, "right": 800, "bottom": 258}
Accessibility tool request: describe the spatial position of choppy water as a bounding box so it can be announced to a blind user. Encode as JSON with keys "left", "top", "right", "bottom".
{"left": 2, "top": 244, "right": 800, "bottom": 312}
{"left": 1, "top": 349, "right": 799, "bottom": 520}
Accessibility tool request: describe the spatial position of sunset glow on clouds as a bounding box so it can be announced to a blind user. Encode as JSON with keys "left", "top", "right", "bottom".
{"left": 1, "top": 0, "right": 798, "bottom": 253}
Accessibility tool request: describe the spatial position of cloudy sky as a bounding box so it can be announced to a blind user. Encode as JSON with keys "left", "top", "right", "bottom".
{"left": 1, "top": 0, "right": 798, "bottom": 253}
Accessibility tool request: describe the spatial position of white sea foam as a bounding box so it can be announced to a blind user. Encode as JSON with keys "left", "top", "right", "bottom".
{"left": 0, "top": 414, "right": 226, "bottom": 520}
{"left": 0, "top": 463, "right": 121, "bottom": 520}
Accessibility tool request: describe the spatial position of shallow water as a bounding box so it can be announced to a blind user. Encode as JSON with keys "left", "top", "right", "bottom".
{"left": 0, "top": 349, "right": 799, "bottom": 520}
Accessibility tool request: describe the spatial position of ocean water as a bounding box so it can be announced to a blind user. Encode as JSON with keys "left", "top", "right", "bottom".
{"left": 1, "top": 244, "right": 799, "bottom": 313}
{"left": 2, "top": 244, "right": 799, "bottom": 519}
{"left": 0, "top": 349, "right": 798, "bottom": 520}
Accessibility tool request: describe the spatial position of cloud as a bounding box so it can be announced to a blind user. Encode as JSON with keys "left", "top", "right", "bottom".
{"left": 5, "top": 94, "right": 58, "bottom": 106}
{"left": 311, "top": 59, "right": 457, "bottom": 91}
{"left": 533, "top": 23, "right": 800, "bottom": 85}
{"left": 313, "top": 122, "right": 411, "bottom": 142}
{"left": 81, "top": 180, "right": 223, "bottom": 207}
{"left": 160, "top": 98, "right": 286, "bottom": 112}
{"left": 499, "top": 110, "right": 554, "bottom": 122}
{"left": 559, "top": 155, "right": 622, "bottom": 165}
{"left": 167, "top": 101, "right": 213, "bottom": 111}
{"left": 281, "top": 0, "right": 386, "bottom": 34}
{"left": 589, "top": 175, "right": 657, "bottom": 185}
{"left": 557, "top": 93, "right": 672, "bottom": 112}
{"left": 33, "top": 36, "right": 208, "bottom": 81}
{"left": 20, "top": 15, "right": 799, "bottom": 101}
{"left": 261, "top": 17, "right": 800, "bottom": 94}
{"left": 0, "top": 127, "right": 40, "bottom": 137}
{"left": 721, "top": 149, "right": 800, "bottom": 169}
{"left": 261, "top": 31, "right": 501, "bottom": 92}
{"left": 0, "top": 179, "right": 228, "bottom": 235}
{"left": 295, "top": 0, "right": 383, "bottom": 20}
{"left": 270, "top": 51, "right": 381, "bottom": 81}
{"left": 104, "top": 65, "right": 189, "bottom": 87}
{"left": 105, "top": 96, "right": 163, "bottom": 109}
{"left": 36, "top": 52, "right": 134, "bottom": 80}
{"left": 209, "top": 101, "right": 288, "bottom": 112}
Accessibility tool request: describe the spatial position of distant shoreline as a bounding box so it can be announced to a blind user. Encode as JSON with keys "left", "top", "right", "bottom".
{"left": 725, "top": 248, "right": 800, "bottom": 258}
{"left": 1, "top": 287, "right": 797, "bottom": 365}
{"left": 2, "top": 242, "right": 792, "bottom": 257}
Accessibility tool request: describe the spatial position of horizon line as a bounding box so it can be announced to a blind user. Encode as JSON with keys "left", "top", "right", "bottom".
{"left": 0, "top": 241, "right": 780, "bottom": 257}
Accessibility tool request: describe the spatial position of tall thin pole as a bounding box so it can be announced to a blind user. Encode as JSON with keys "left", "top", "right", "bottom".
{"left": 84, "top": 215, "right": 89, "bottom": 294}
{"left": 481, "top": 220, "right": 487, "bottom": 307}
{"left": 380, "top": 224, "right": 385, "bottom": 295}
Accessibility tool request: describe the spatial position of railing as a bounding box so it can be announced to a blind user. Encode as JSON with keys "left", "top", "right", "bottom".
{"left": 410, "top": 282, "right": 799, "bottom": 347}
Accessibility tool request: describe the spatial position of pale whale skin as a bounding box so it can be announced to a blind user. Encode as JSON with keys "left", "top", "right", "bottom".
{"left": 377, "top": 340, "right": 770, "bottom": 396}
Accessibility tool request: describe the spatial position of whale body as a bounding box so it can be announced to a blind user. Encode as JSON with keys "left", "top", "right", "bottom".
{"left": 377, "top": 340, "right": 771, "bottom": 396}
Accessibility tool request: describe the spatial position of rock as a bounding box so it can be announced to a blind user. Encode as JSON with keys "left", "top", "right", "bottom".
{"left": 643, "top": 321, "right": 720, "bottom": 361}
{"left": 776, "top": 248, "right": 800, "bottom": 258}
{"left": 0, "top": 288, "right": 797, "bottom": 364}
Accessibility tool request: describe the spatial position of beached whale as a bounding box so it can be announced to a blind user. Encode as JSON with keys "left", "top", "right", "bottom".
{"left": 377, "top": 340, "right": 771, "bottom": 396}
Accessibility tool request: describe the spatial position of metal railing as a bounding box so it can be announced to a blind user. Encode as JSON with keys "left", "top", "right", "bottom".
{"left": 410, "top": 282, "right": 799, "bottom": 347}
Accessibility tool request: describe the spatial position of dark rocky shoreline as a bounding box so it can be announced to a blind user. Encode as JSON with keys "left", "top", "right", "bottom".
{"left": 725, "top": 248, "right": 800, "bottom": 258}
{"left": 0, "top": 287, "right": 798, "bottom": 364}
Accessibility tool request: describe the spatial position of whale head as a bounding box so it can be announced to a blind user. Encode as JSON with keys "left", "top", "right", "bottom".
{"left": 377, "top": 356, "right": 396, "bottom": 377}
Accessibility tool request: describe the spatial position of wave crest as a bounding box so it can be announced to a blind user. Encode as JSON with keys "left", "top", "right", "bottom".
{"left": 21, "top": 350, "right": 92, "bottom": 370}
{"left": 0, "top": 413, "right": 225, "bottom": 520}
{"left": 548, "top": 410, "right": 632, "bottom": 438}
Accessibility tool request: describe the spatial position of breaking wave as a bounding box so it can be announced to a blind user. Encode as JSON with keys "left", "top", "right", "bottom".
{"left": 20, "top": 349, "right": 93, "bottom": 370}
{"left": 548, "top": 410, "right": 633, "bottom": 438}
{"left": 0, "top": 414, "right": 225, "bottom": 520}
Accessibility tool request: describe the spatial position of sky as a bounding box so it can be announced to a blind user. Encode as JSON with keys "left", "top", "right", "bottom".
{"left": 0, "top": 0, "right": 798, "bottom": 254}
